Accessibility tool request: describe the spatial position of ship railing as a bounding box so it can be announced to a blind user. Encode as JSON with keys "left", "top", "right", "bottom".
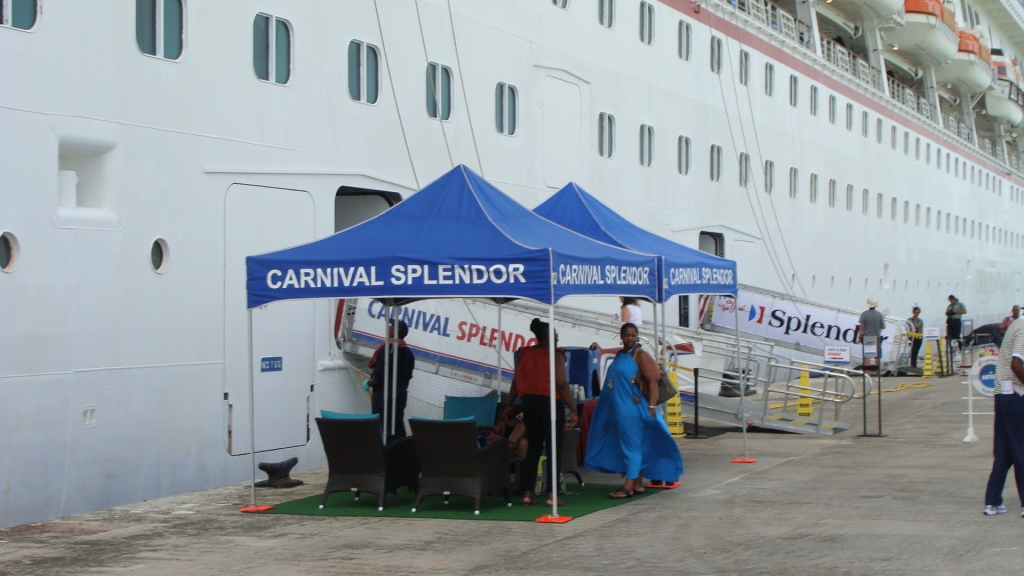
{"left": 725, "top": 0, "right": 816, "bottom": 52}
{"left": 979, "top": 137, "right": 1004, "bottom": 162}
{"left": 887, "top": 77, "right": 938, "bottom": 123}
{"left": 821, "top": 36, "right": 884, "bottom": 94}
{"left": 941, "top": 111, "right": 974, "bottom": 144}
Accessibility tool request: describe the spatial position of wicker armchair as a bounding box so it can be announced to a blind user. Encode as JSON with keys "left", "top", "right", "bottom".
{"left": 408, "top": 419, "right": 511, "bottom": 515}
{"left": 315, "top": 417, "right": 419, "bottom": 511}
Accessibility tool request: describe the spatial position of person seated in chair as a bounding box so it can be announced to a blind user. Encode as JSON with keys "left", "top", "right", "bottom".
{"left": 368, "top": 319, "right": 415, "bottom": 439}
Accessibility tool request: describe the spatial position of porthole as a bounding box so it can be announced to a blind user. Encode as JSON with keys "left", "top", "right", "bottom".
{"left": 0, "top": 232, "right": 18, "bottom": 272}
{"left": 151, "top": 238, "right": 169, "bottom": 273}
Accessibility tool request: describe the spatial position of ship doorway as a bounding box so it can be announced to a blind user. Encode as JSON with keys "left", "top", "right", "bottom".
{"left": 542, "top": 76, "right": 582, "bottom": 188}
{"left": 224, "top": 184, "right": 316, "bottom": 456}
{"left": 699, "top": 232, "right": 725, "bottom": 257}
{"left": 334, "top": 186, "right": 402, "bottom": 232}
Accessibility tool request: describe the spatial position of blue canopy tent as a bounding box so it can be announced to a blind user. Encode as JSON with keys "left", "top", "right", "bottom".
{"left": 535, "top": 183, "right": 754, "bottom": 461}
{"left": 243, "top": 166, "right": 658, "bottom": 519}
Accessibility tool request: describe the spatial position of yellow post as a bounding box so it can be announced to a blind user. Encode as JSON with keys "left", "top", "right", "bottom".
{"left": 665, "top": 371, "right": 685, "bottom": 438}
{"left": 922, "top": 340, "right": 933, "bottom": 378}
{"left": 797, "top": 366, "right": 813, "bottom": 418}
{"left": 938, "top": 337, "right": 947, "bottom": 375}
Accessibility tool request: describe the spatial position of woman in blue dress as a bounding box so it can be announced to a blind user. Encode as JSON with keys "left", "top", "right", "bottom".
{"left": 585, "top": 322, "right": 684, "bottom": 498}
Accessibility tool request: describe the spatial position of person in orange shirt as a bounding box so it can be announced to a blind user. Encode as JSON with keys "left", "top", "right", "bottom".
{"left": 501, "top": 318, "right": 577, "bottom": 507}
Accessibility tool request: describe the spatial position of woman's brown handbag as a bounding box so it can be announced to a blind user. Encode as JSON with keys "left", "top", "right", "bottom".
{"left": 632, "top": 349, "right": 678, "bottom": 405}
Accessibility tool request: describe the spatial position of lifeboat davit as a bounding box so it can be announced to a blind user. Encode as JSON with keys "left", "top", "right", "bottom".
{"left": 883, "top": 0, "right": 959, "bottom": 66}
{"left": 983, "top": 51, "right": 1024, "bottom": 126}
{"left": 934, "top": 32, "right": 994, "bottom": 94}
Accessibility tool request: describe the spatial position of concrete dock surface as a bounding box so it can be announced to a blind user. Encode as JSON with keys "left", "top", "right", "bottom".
{"left": 1, "top": 376, "right": 1021, "bottom": 575}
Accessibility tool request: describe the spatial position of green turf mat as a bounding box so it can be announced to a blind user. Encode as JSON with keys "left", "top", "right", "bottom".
{"left": 262, "top": 484, "right": 658, "bottom": 521}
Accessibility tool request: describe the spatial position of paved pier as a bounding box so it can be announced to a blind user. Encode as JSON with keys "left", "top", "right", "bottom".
{"left": 1, "top": 377, "right": 1020, "bottom": 575}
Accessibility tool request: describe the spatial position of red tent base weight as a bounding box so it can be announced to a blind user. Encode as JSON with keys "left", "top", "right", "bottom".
{"left": 645, "top": 481, "right": 680, "bottom": 489}
{"left": 239, "top": 505, "right": 275, "bottom": 513}
{"left": 731, "top": 458, "right": 757, "bottom": 464}
{"left": 535, "top": 514, "right": 573, "bottom": 524}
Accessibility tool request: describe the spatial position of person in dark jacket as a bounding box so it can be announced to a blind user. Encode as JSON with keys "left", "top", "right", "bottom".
{"left": 368, "top": 319, "right": 415, "bottom": 439}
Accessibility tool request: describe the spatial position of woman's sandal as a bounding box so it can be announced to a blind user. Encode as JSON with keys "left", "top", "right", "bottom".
{"left": 546, "top": 497, "right": 565, "bottom": 507}
{"left": 522, "top": 491, "right": 536, "bottom": 506}
{"left": 608, "top": 487, "right": 634, "bottom": 499}
{"left": 632, "top": 486, "right": 646, "bottom": 494}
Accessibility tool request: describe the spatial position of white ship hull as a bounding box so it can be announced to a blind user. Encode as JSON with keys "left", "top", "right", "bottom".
{"left": 2, "top": 0, "right": 1023, "bottom": 528}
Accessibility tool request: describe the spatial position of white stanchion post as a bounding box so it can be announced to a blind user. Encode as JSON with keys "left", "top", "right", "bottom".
{"left": 732, "top": 297, "right": 756, "bottom": 463}
{"left": 964, "top": 379, "right": 979, "bottom": 443}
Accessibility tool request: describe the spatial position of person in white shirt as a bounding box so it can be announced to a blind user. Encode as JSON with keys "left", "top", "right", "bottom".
{"left": 615, "top": 297, "right": 643, "bottom": 326}
{"left": 983, "top": 317, "right": 1024, "bottom": 515}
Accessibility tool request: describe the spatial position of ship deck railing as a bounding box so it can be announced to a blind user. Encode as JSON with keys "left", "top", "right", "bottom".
{"left": 727, "top": 0, "right": 816, "bottom": 52}
{"left": 710, "top": 0, "right": 1024, "bottom": 177}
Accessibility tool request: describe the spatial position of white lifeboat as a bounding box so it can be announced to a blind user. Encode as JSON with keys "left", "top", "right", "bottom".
{"left": 934, "top": 32, "right": 994, "bottom": 94}
{"left": 826, "top": 0, "right": 903, "bottom": 20}
{"left": 882, "top": 0, "right": 959, "bottom": 66}
{"left": 982, "top": 51, "right": 1024, "bottom": 127}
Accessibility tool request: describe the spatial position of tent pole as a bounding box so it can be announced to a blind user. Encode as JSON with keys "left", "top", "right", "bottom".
{"left": 247, "top": 308, "right": 256, "bottom": 509}
{"left": 496, "top": 302, "right": 503, "bottom": 390}
{"left": 661, "top": 300, "right": 667, "bottom": 363}
{"left": 382, "top": 304, "right": 390, "bottom": 444}
{"left": 391, "top": 305, "right": 399, "bottom": 437}
{"left": 547, "top": 304, "right": 558, "bottom": 519}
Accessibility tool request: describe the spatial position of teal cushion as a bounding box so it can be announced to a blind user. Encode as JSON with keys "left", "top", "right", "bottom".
{"left": 320, "top": 410, "right": 376, "bottom": 420}
{"left": 443, "top": 396, "right": 499, "bottom": 427}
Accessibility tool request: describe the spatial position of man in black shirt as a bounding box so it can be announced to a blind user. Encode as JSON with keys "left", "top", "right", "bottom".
{"left": 369, "top": 319, "right": 415, "bottom": 439}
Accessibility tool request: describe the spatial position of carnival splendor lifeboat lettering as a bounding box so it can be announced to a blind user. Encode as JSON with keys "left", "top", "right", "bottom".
{"left": 934, "top": 31, "right": 995, "bottom": 94}
{"left": 883, "top": 0, "right": 959, "bottom": 66}
{"left": 983, "top": 50, "right": 1024, "bottom": 127}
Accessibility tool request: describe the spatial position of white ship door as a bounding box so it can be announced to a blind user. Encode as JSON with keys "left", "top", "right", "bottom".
{"left": 224, "top": 184, "right": 315, "bottom": 456}
{"left": 542, "top": 76, "right": 582, "bottom": 188}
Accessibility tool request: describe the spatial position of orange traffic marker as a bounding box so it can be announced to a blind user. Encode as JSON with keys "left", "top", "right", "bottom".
{"left": 536, "top": 514, "right": 573, "bottom": 523}
{"left": 645, "top": 481, "right": 681, "bottom": 489}
{"left": 731, "top": 458, "right": 757, "bottom": 464}
{"left": 239, "top": 505, "right": 275, "bottom": 513}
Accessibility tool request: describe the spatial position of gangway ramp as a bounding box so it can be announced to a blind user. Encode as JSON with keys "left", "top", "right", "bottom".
{"left": 339, "top": 297, "right": 863, "bottom": 434}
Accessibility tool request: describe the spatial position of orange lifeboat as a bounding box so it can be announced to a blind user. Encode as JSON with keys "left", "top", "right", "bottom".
{"left": 934, "top": 31, "right": 994, "bottom": 94}
{"left": 883, "top": 0, "right": 959, "bottom": 66}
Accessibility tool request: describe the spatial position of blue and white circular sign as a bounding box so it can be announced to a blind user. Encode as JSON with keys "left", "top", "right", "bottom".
{"left": 970, "top": 355, "right": 998, "bottom": 398}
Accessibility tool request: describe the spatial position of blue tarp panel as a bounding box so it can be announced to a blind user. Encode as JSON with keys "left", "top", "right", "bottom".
{"left": 534, "top": 183, "right": 738, "bottom": 301}
{"left": 246, "top": 166, "right": 659, "bottom": 308}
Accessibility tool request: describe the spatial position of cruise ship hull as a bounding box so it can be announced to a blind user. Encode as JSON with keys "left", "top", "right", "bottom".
{"left": 2, "top": 0, "right": 1023, "bottom": 528}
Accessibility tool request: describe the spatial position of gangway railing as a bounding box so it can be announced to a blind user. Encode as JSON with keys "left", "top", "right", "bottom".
{"left": 761, "top": 360, "right": 864, "bottom": 433}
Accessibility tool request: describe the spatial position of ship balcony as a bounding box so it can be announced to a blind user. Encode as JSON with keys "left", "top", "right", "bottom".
{"left": 887, "top": 76, "right": 937, "bottom": 122}
{"left": 942, "top": 112, "right": 974, "bottom": 144}
{"left": 722, "top": 0, "right": 816, "bottom": 52}
{"left": 821, "top": 35, "right": 886, "bottom": 92}
{"left": 933, "top": 32, "right": 995, "bottom": 94}
{"left": 882, "top": 0, "right": 958, "bottom": 66}
{"left": 983, "top": 79, "right": 1024, "bottom": 127}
